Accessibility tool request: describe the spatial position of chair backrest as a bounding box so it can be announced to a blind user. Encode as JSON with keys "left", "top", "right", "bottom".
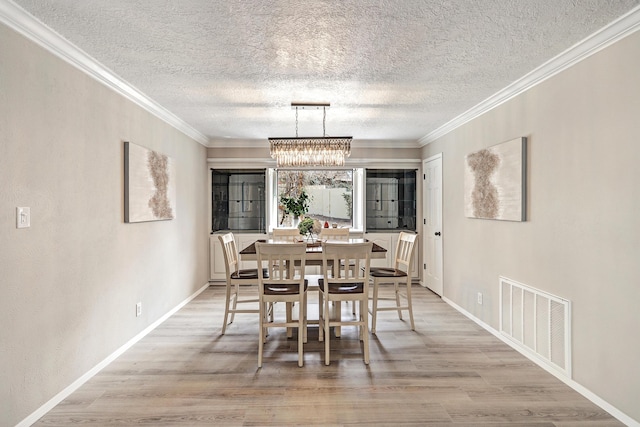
{"left": 319, "top": 227, "right": 350, "bottom": 240}
{"left": 394, "top": 232, "right": 418, "bottom": 273}
{"left": 272, "top": 227, "right": 302, "bottom": 242}
{"left": 256, "top": 242, "right": 307, "bottom": 287}
{"left": 322, "top": 242, "right": 372, "bottom": 285}
{"left": 218, "top": 232, "right": 240, "bottom": 275}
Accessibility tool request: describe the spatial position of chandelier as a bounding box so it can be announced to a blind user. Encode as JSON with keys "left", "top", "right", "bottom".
{"left": 269, "top": 103, "right": 352, "bottom": 167}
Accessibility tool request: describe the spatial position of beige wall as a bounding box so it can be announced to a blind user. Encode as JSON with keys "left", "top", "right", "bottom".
{"left": 0, "top": 24, "right": 209, "bottom": 425}
{"left": 422, "top": 31, "right": 640, "bottom": 422}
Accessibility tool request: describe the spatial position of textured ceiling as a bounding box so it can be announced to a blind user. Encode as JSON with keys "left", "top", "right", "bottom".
{"left": 10, "top": 0, "right": 640, "bottom": 143}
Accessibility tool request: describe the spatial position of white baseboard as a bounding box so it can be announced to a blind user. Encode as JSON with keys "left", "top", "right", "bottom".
{"left": 442, "top": 296, "right": 639, "bottom": 427}
{"left": 17, "top": 282, "right": 211, "bottom": 427}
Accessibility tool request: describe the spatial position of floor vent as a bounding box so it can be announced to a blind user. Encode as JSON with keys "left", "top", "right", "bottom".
{"left": 499, "top": 276, "right": 571, "bottom": 378}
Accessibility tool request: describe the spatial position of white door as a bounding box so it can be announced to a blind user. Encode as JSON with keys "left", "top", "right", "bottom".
{"left": 423, "top": 154, "right": 443, "bottom": 296}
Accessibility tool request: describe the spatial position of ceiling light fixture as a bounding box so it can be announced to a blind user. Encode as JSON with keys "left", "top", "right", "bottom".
{"left": 269, "top": 103, "right": 352, "bottom": 167}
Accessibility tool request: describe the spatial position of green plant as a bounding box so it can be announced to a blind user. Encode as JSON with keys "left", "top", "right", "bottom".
{"left": 297, "top": 217, "right": 314, "bottom": 238}
{"left": 280, "top": 190, "right": 309, "bottom": 218}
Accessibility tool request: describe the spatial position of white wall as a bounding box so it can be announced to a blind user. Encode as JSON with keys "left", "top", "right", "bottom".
{"left": 422, "top": 31, "right": 640, "bottom": 422}
{"left": 0, "top": 24, "right": 209, "bottom": 426}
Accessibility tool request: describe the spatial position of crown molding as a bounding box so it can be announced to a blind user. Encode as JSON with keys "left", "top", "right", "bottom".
{"left": 0, "top": 0, "right": 209, "bottom": 146}
{"left": 207, "top": 139, "right": 266, "bottom": 148}
{"left": 353, "top": 139, "right": 420, "bottom": 149}
{"left": 207, "top": 138, "right": 420, "bottom": 149}
{"left": 419, "top": 5, "right": 640, "bottom": 146}
{"left": 346, "top": 158, "right": 421, "bottom": 166}
{"left": 207, "top": 157, "right": 275, "bottom": 167}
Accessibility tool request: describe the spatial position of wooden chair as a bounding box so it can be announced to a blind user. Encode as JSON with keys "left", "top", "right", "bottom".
{"left": 319, "top": 227, "right": 355, "bottom": 313}
{"left": 318, "top": 227, "right": 350, "bottom": 240}
{"left": 368, "top": 232, "right": 418, "bottom": 333}
{"left": 272, "top": 227, "right": 302, "bottom": 241}
{"left": 272, "top": 227, "right": 305, "bottom": 276}
{"left": 318, "top": 227, "right": 350, "bottom": 268}
{"left": 256, "top": 242, "right": 308, "bottom": 368}
{"left": 318, "top": 242, "right": 372, "bottom": 365}
{"left": 217, "top": 232, "right": 264, "bottom": 334}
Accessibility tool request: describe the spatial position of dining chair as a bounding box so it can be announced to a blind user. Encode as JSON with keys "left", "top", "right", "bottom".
{"left": 368, "top": 231, "right": 418, "bottom": 333}
{"left": 256, "top": 242, "right": 308, "bottom": 368}
{"left": 319, "top": 227, "right": 355, "bottom": 314}
{"left": 318, "top": 241, "right": 372, "bottom": 365}
{"left": 318, "top": 227, "right": 350, "bottom": 240}
{"left": 272, "top": 227, "right": 305, "bottom": 276}
{"left": 218, "top": 232, "right": 265, "bottom": 335}
{"left": 272, "top": 227, "right": 302, "bottom": 241}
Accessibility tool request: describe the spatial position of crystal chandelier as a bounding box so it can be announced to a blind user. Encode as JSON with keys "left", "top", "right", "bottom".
{"left": 269, "top": 103, "right": 352, "bottom": 167}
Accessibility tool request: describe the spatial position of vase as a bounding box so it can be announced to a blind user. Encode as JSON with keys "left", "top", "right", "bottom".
{"left": 292, "top": 216, "right": 300, "bottom": 228}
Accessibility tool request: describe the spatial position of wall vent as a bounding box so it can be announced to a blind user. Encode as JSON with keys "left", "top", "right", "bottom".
{"left": 499, "top": 276, "right": 571, "bottom": 378}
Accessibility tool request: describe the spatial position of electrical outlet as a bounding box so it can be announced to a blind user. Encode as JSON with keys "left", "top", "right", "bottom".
{"left": 136, "top": 302, "right": 142, "bottom": 317}
{"left": 477, "top": 292, "right": 483, "bottom": 305}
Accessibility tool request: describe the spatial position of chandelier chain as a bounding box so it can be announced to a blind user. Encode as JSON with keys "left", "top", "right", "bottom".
{"left": 323, "top": 107, "right": 326, "bottom": 137}
{"left": 295, "top": 106, "right": 298, "bottom": 138}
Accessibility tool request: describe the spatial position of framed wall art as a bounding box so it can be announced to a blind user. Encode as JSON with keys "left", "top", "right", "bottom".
{"left": 464, "top": 137, "right": 526, "bottom": 221}
{"left": 124, "top": 141, "right": 176, "bottom": 223}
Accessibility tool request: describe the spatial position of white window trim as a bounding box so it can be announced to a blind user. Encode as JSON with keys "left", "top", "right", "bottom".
{"left": 267, "top": 168, "right": 364, "bottom": 233}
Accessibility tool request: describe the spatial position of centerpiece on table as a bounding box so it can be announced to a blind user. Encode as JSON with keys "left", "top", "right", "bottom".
{"left": 298, "top": 217, "right": 321, "bottom": 243}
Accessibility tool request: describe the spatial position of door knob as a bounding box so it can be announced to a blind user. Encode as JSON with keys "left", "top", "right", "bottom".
{"left": 435, "top": 231, "right": 441, "bottom": 236}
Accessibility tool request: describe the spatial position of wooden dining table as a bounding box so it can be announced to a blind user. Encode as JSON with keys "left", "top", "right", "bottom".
{"left": 240, "top": 238, "right": 386, "bottom": 337}
{"left": 239, "top": 238, "right": 387, "bottom": 261}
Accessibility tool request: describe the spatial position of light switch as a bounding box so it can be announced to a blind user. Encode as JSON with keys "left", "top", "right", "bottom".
{"left": 16, "top": 207, "right": 31, "bottom": 228}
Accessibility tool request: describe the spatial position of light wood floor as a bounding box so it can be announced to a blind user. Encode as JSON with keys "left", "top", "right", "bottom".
{"left": 35, "top": 284, "right": 622, "bottom": 426}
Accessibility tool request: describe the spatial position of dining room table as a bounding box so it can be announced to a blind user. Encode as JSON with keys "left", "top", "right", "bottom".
{"left": 238, "top": 237, "right": 387, "bottom": 261}
{"left": 239, "top": 237, "right": 387, "bottom": 337}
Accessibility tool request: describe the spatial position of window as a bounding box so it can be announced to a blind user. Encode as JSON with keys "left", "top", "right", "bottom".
{"left": 271, "top": 169, "right": 364, "bottom": 231}
{"left": 211, "top": 169, "right": 266, "bottom": 233}
{"left": 365, "top": 169, "right": 417, "bottom": 231}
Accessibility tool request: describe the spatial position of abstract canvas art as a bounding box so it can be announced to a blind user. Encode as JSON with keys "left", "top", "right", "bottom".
{"left": 124, "top": 141, "right": 176, "bottom": 223}
{"left": 464, "top": 137, "right": 526, "bottom": 221}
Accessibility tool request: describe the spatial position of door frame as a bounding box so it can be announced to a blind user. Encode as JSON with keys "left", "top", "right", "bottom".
{"left": 422, "top": 153, "right": 443, "bottom": 295}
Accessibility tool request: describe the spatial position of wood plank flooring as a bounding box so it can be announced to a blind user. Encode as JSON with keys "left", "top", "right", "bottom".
{"left": 34, "top": 285, "right": 622, "bottom": 426}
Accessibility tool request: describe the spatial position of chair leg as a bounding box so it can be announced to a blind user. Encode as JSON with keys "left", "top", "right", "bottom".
{"left": 335, "top": 302, "right": 341, "bottom": 338}
{"left": 394, "top": 281, "right": 403, "bottom": 320}
{"left": 362, "top": 298, "right": 370, "bottom": 365}
{"left": 263, "top": 302, "right": 269, "bottom": 341}
{"left": 359, "top": 299, "right": 364, "bottom": 340}
{"left": 370, "top": 279, "right": 379, "bottom": 334}
{"left": 258, "top": 300, "right": 265, "bottom": 368}
{"left": 221, "top": 281, "right": 232, "bottom": 335}
{"left": 298, "top": 294, "right": 305, "bottom": 367}
{"left": 324, "top": 297, "right": 331, "bottom": 366}
{"left": 286, "top": 302, "right": 293, "bottom": 338}
{"left": 318, "top": 291, "right": 324, "bottom": 342}
{"left": 229, "top": 283, "right": 240, "bottom": 324}
{"left": 302, "top": 293, "right": 308, "bottom": 344}
{"left": 406, "top": 279, "right": 415, "bottom": 331}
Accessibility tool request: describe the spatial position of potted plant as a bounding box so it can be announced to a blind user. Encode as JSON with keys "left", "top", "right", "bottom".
{"left": 279, "top": 190, "right": 310, "bottom": 225}
{"left": 297, "top": 217, "right": 315, "bottom": 241}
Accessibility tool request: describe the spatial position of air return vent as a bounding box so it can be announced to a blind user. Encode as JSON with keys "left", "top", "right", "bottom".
{"left": 499, "top": 276, "right": 571, "bottom": 378}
